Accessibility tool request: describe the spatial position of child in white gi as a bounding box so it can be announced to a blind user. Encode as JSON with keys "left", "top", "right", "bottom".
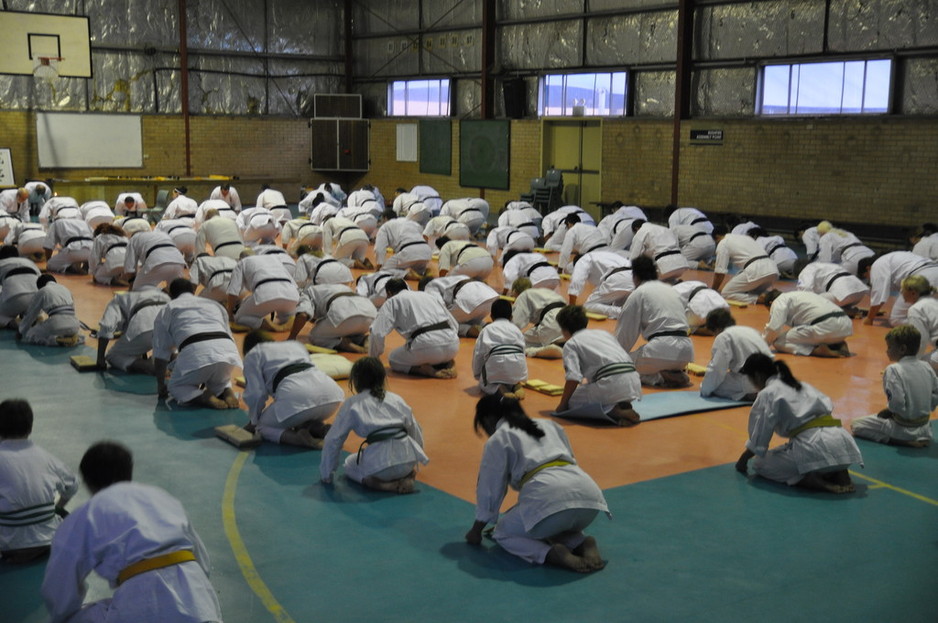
{"left": 472, "top": 299, "right": 527, "bottom": 398}
{"left": 0, "top": 399, "right": 78, "bottom": 563}
{"left": 735, "top": 354, "right": 863, "bottom": 493}
{"left": 320, "top": 357, "right": 428, "bottom": 494}
{"left": 851, "top": 325, "right": 937, "bottom": 447}
{"left": 700, "top": 308, "right": 773, "bottom": 401}
{"left": 465, "top": 395, "right": 609, "bottom": 572}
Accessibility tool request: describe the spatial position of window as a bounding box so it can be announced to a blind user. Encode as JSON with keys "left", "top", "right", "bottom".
{"left": 539, "top": 71, "right": 627, "bottom": 117}
{"left": 388, "top": 79, "right": 451, "bottom": 116}
{"left": 759, "top": 59, "right": 891, "bottom": 115}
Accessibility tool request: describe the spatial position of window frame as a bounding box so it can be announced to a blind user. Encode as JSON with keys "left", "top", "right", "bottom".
{"left": 537, "top": 70, "right": 629, "bottom": 118}
{"left": 387, "top": 78, "right": 452, "bottom": 118}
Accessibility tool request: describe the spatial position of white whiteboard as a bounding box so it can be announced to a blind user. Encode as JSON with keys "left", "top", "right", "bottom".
{"left": 37, "top": 112, "right": 142, "bottom": 168}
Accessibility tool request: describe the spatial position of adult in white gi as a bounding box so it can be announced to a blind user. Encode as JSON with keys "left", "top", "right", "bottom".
{"left": 673, "top": 279, "right": 729, "bottom": 334}
{"left": 43, "top": 217, "right": 94, "bottom": 273}
{"left": 851, "top": 325, "right": 937, "bottom": 447}
{"left": 374, "top": 215, "right": 432, "bottom": 274}
{"left": 629, "top": 220, "right": 688, "bottom": 282}
{"left": 796, "top": 260, "right": 869, "bottom": 310}
{"left": 112, "top": 214, "right": 151, "bottom": 237}
{"left": 498, "top": 201, "right": 542, "bottom": 241}
{"left": 155, "top": 218, "right": 198, "bottom": 263}
{"left": 608, "top": 216, "right": 639, "bottom": 252}
{"left": 321, "top": 214, "right": 371, "bottom": 268}
{"left": 299, "top": 190, "right": 340, "bottom": 219}
{"left": 189, "top": 253, "right": 237, "bottom": 302}
{"left": 255, "top": 186, "right": 291, "bottom": 223}
{"left": 162, "top": 188, "right": 198, "bottom": 221}
{"left": 289, "top": 283, "right": 377, "bottom": 352}
{"left": 541, "top": 205, "right": 593, "bottom": 240}
{"left": 672, "top": 224, "right": 716, "bottom": 266}
{"left": 153, "top": 279, "right": 242, "bottom": 408}
{"left": 294, "top": 254, "right": 353, "bottom": 289}
{"left": 114, "top": 192, "right": 148, "bottom": 217}
{"left": 242, "top": 333, "right": 345, "bottom": 446}
{"left": 194, "top": 199, "right": 238, "bottom": 227}
{"left": 567, "top": 249, "right": 631, "bottom": 305}
{"left": 41, "top": 441, "right": 223, "bottom": 623}
{"left": 730, "top": 219, "right": 760, "bottom": 236}
{"left": 471, "top": 299, "right": 527, "bottom": 396}
{"left": 79, "top": 200, "right": 115, "bottom": 230}
{"left": 123, "top": 229, "right": 186, "bottom": 291}
{"left": 96, "top": 286, "right": 170, "bottom": 373}
{"left": 0, "top": 188, "right": 29, "bottom": 221}
{"left": 615, "top": 257, "right": 694, "bottom": 387}
{"left": 860, "top": 251, "right": 938, "bottom": 326}
{"left": 699, "top": 308, "right": 773, "bottom": 400}
{"left": 486, "top": 226, "right": 536, "bottom": 257}
{"left": 196, "top": 209, "right": 245, "bottom": 259}
{"left": 369, "top": 279, "right": 460, "bottom": 377}
{"left": 750, "top": 228, "right": 798, "bottom": 277}
{"left": 320, "top": 357, "right": 428, "bottom": 492}
{"left": 597, "top": 208, "right": 637, "bottom": 240}
{"left": 501, "top": 250, "right": 560, "bottom": 294}
{"left": 911, "top": 227, "right": 938, "bottom": 260}
{"left": 762, "top": 290, "right": 853, "bottom": 357}
{"left": 392, "top": 193, "right": 432, "bottom": 227}
{"left": 0, "top": 398, "right": 78, "bottom": 563}
{"left": 735, "top": 355, "right": 863, "bottom": 493}
{"left": 346, "top": 185, "right": 385, "bottom": 216}
{"left": 0, "top": 250, "right": 41, "bottom": 327}
{"left": 336, "top": 204, "right": 379, "bottom": 238}
{"left": 39, "top": 196, "right": 81, "bottom": 228}
{"left": 16, "top": 276, "right": 83, "bottom": 346}
{"left": 711, "top": 228, "right": 780, "bottom": 304}
{"left": 424, "top": 215, "right": 471, "bottom": 246}
{"left": 902, "top": 275, "right": 938, "bottom": 372}
{"left": 466, "top": 395, "right": 609, "bottom": 572}
{"left": 511, "top": 283, "right": 567, "bottom": 358}
{"left": 816, "top": 222, "right": 875, "bottom": 275}
{"left": 356, "top": 269, "right": 408, "bottom": 307}
{"left": 24, "top": 181, "right": 52, "bottom": 216}
{"left": 252, "top": 244, "right": 297, "bottom": 278}
{"left": 0, "top": 210, "right": 19, "bottom": 241}
{"left": 423, "top": 274, "right": 499, "bottom": 337}
{"left": 226, "top": 252, "right": 299, "bottom": 329}
{"left": 315, "top": 182, "right": 347, "bottom": 204}
{"left": 558, "top": 219, "right": 609, "bottom": 274}
{"left": 281, "top": 218, "right": 323, "bottom": 252}
{"left": 237, "top": 206, "right": 282, "bottom": 245}
{"left": 556, "top": 305, "right": 642, "bottom": 423}
{"left": 440, "top": 197, "right": 489, "bottom": 234}
{"left": 798, "top": 224, "right": 821, "bottom": 261}
{"left": 666, "top": 205, "right": 713, "bottom": 234}
{"left": 209, "top": 183, "right": 241, "bottom": 210}
{"left": 409, "top": 184, "right": 443, "bottom": 216}
{"left": 437, "top": 238, "right": 494, "bottom": 279}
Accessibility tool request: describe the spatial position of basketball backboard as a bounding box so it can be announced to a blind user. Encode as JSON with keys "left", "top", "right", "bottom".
{"left": 0, "top": 11, "right": 91, "bottom": 78}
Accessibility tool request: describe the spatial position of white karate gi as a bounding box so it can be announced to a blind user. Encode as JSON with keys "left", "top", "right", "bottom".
{"left": 868, "top": 252, "right": 938, "bottom": 325}
{"left": 11, "top": 224, "right": 48, "bottom": 258}
{"left": 252, "top": 245, "right": 297, "bottom": 278}
{"left": 294, "top": 255, "right": 353, "bottom": 288}
{"left": 356, "top": 269, "right": 408, "bottom": 307}
{"left": 908, "top": 296, "right": 938, "bottom": 371}
{"left": 714, "top": 233, "right": 779, "bottom": 303}
{"left": 346, "top": 188, "right": 385, "bottom": 215}
{"left": 745, "top": 377, "right": 863, "bottom": 485}
{"left": 38, "top": 196, "right": 81, "bottom": 228}
{"left": 227, "top": 254, "right": 299, "bottom": 329}
{"left": 238, "top": 207, "right": 282, "bottom": 244}
{"left": 25, "top": 181, "right": 52, "bottom": 214}
{"left": 912, "top": 232, "right": 938, "bottom": 261}
{"left": 242, "top": 341, "right": 345, "bottom": 443}
{"left": 0, "top": 212, "right": 19, "bottom": 240}
{"left": 44, "top": 218, "right": 94, "bottom": 273}
{"left": 80, "top": 201, "right": 115, "bottom": 231}
{"left": 425, "top": 275, "right": 498, "bottom": 335}
{"left": 114, "top": 192, "right": 148, "bottom": 217}
{"left": 42, "top": 482, "right": 222, "bottom": 623}
{"left": 630, "top": 222, "right": 689, "bottom": 281}
{"left": 616, "top": 280, "right": 694, "bottom": 384}
{"left": 19, "top": 282, "right": 83, "bottom": 346}
{"left": 438, "top": 240, "right": 494, "bottom": 279}
{"left": 0, "top": 258, "right": 41, "bottom": 324}
{"left": 209, "top": 184, "right": 242, "bottom": 210}
{"left": 374, "top": 218, "right": 432, "bottom": 271}
{"left": 281, "top": 219, "right": 323, "bottom": 251}
{"left": 297, "top": 283, "right": 377, "bottom": 348}
{"left": 410, "top": 184, "right": 442, "bottom": 216}
{"left": 672, "top": 224, "right": 716, "bottom": 263}
{"left": 486, "top": 226, "right": 535, "bottom": 256}
{"left": 472, "top": 318, "right": 528, "bottom": 393}
{"left": 852, "top": 356, "right": 938, "bottom": 445}
{"left": 502, "top": 252, "right": 560, "bottom": 292}
{"left": 564, "top": 329, "right": 642, "bottom": 410}
{"left": 0, "top": 440, "right": 78, "bottom": 554}
{"left": 609, "top": 217, "right": 638, "bottom": 251}
{"left": 123, "top": 230, "right": 186, "bottom": 290}
{"left": 567, "top": 249, "right": 630, "bottom": 299}
{"left": 196, "top": 216, "right": 245, "bottom": 259}
{"left": 316, "top": 182, "right": 346, "bottom": 203}
{"left": 731, "top": 221, "right": 759, "bottom": 236}
{"left": 162, "top": 195, "right": 198, "bottom": 221}
{"left": 336, "top": 205, "right": 378, "bottom": 237}
{"left": 152, "top": 292, "right": 242, "bottom": 403}
{"left": 475, "top": 418, "right": 609, "bottom": 564}
{"left": 540, "top": 205, "right": 592, "bottom": 239}
{"left": 155, "top": 218, "right": 198, "bottom": 262}
{"left": 756, "top": 234, "right": 798, "bottom": 275}
{"left": 801, "top": 226, "right": 820, "bottom": 259}
{"left": 98, "top": 287, "right": 171, "bottom": 369}
{"left": 700, "top": 325, "right": 773, "bottom": 400}
{"left": 673, "top": 280, "right": 728, "bottom": 330}
{"left": 302, "top": 194, "right": 340, "bottom": 220}
{"left": 424, "top": 216, "right": 471, "bottom": 246}
{"left": 558, "top": 223, "right": 609, "bottom": 273}
{"left": 322, "top": 216, "right": 369, "bottom": 263}
{"left": 668, "top": 207, "right": 713, "bottom": 234}
{"left": 817, "top": 229, "right": 875, "bottom": 275}
{"left": 583, "top": 262, "right": 635, "bottom": 318}
{"left": 369, "top": 290, "right": 460, "bottom": 372}
{"left": 320, "top": 390, "right": 428, "bottom": 484}
{"left": 441, "top": 197, "right": 489, "bottom": 233}
{"left": 498, "top": 203, "right": 541, "bottom": 240}
{"left": 796, "top": 261, "right": 869, "bottom": 307}
{"left": 512, "top": 287, "right": 567, "bottom": 347}
{"left": 255, "top": 188, "right": 290, "bottom": 223}
{"left": 112, "top": 215, "right": 151, "bottom": 237}
{"left": 0, "top": 189, "right": 29, "bottom": 221}
{"left": 194, "top": 199, "right": 238, "bottom": 228}
{"left": 763, "top": 291, "right": 853, "bottom": 356}
{"left": 189, "top": 255, "right": 237, "bottom": 302}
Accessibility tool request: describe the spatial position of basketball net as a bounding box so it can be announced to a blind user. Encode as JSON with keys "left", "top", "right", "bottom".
{"left": 33, "top": 57, "right": 63, "bottom": 84}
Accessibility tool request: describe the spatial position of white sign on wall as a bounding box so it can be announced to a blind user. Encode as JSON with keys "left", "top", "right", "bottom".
{"left": 0, "top": 148, "right": 14, "bottom": 187}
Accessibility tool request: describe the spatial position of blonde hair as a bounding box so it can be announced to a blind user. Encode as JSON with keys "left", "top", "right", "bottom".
{"left": 901, "top": 274, "right": 934, "bottom": 296}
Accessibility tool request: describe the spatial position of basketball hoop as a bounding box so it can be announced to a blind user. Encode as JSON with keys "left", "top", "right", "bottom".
{"left": 33, "top": 56, "right": 64, "bottom": 82}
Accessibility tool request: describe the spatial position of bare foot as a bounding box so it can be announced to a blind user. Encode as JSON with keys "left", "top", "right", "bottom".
{"left": 545, "top": 543, "right": 594, "bottom": 573}
{"left": 338, "top": 337, "right": 367, "bottom": 353}
{"left": 282, "top": 428, "right": 323, "bottom": 449}
{"left": 611, "top": 403, "right": 641, "bottom": 427}
{"left": 658, "top": 369, "right": 691, "bottom": 388}
{"left": 194, "top": 393, "right": 229, "bottom": 410}
{"left": 798, "top": 472, "right": 854, "bottom": 494}
{"left": 573, "top": 536, "right": 606, "bottom": 571}
{"left": 410, "top": 362, "right": 457, "bottom": 378}
{"left": 465, "top": 325, "right": 482, "bottom": 338}
{"left": 811, "top": 344, "right": 845, "bottom": 358}
{"left": 362, "top": 475, "right": 416, "bottom": 494}
{"left": 526, "top": 344, "right": 563, "bottom": 359}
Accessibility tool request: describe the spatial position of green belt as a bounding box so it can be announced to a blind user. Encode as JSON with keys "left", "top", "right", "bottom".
{"left": 356, "top": 426, "right": 408, "bottom": 464}
{"left": 481, "top": 343, "right": 525, "bottom": 385}
{"left": 593, "top": 361, "right": 636, "bottom": 383}
{"left": 519, "top": 460, "right": 573, "bottom": 488}
{"left": 788, "top": 414, "right": 841, "bottom": 439}
{"left": 893, "top": 415, "right": 931, "bottom": 428}
{"left": 0, "top": 501, "right": 56, "bottom": 527}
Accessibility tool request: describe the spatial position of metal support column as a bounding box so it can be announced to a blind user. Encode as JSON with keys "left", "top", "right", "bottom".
{"left": 177, "top": 0, "right": 191, "bottom": 176}
{"left": 670, "top": 0, "right": 694, "bottom": 205}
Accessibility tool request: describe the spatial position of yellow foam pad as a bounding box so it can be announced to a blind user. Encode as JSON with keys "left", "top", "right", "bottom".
{"left": 234, "top": 376, "right": 246, "bottom": 387}
{"left": 524, "top": 379, "right": 565, "bottom": 396}
{"left": 214, "top": 424, "right": 262, "bottom": 449}
{"left": 499, "top": 295, "right": 516, "bottom": 302}
{"left": 306, "top": 344, "right": 338, "bottom": 355}
{"left": 532, "top": 248, "right": 557, "bottom": 254}
{"left": 686, "top": 362, "right": 707, "bottom": 376}
{"left": 585, "top": 312, "right": 607, "bottom": 321}
{"left": 727, "top": 300, "right": 748, "bottom": 308}
{"left": 70, "top": 355, "right": 103, "bottom": 372}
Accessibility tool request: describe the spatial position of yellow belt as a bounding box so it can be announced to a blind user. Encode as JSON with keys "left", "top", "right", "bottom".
{"left": 788, "top": 414, "right": 841, "bottom": 439}
{"left": 519, "top": 459, "right": 573, "bottom": 488}
{"left": 117, "top": 549, "right": 197, "bottom": 586}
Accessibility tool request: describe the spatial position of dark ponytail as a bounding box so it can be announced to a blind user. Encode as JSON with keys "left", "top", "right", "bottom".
{"left": 474, "top": 394, "right": 544, "bottom": 440}
{"left": 773, "top": 360, "right": 802, "bottom": 391}
{"left": 350, "top": 357, "right": 387, "bottom": 401}
{"left": 740, "top": 353, "right": 802, "bottom": 391}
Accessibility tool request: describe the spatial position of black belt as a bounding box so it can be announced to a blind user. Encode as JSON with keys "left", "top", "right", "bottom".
{"left": 612, "top": 218, "right": 631, "bottom": 234}
{"left": 460, "top": 207, "right": 482, "bottom": 215}
{"left": 443, "top": 220, "right": 464, "bottom": 232}
{"left": 397, "top": 240, "right": 428, "bottom": 253}
{"left": 324, "top": 290, "right": 358, "bottom": 313}
{"left": 686, "top": 285, "right": 709, "bottom": 302}
{"left": 450, "top": 278, "right": 472, "bottom": 300}
{"left": 690, "top": 217, "right": 709, "bottom": 225}
{"left": 166, "top": 225, "right": 191, "bottom": 234}
{"left": 253, "top": 277, "right": 293, "bottom": 289}
{"left": 407, "top": 320, "right": 452, "bottom": 345}
{"left": 810, "top": 311, "right": 848, "bottom": 325}
{"left": 839, "top": 242, "right": 864, "bottom": 252}
{"left": 824, "top": 272, "right": 851, "bottom": 291}
{"left": 910, "top": 261, "right": 938, "bottom": 275}
{"left": 766, "top": 243, "right": 789, "bottom": 257}
{"left": 296, "top": 222, "right": 317, "bottom": 231}
{"left": 176, "top": 213, "right": 196, "bottom": 219}
{"left": 261, "top": 248, "right": 287, "bottom": 255}
{"left": 517, "top": 221, "right": 537, "bottom": 229}
{"left": 3, "top": 266, "right": 41, "bottom": 281}
{"left": 455, "top": 243, "right": 480, "bottom": 264}
{"left": 46, "top": 305, "right": 75, "bottom": 317}
{"left": 208, "top": 268, "right": 233, "bottom": 282}
{"left": 583, "top": 243, "right": 606, "bottom": 255}
{"left": 536, "top": 301, "right": 565, "bottom": 326}
{"left": 654, "top": 249, "right": 681, "bottom": 261}
{"left": 648, "top": 329, "right": 687, "bottom": 340}
{"left": 603, "top": 265, "right": 631, "bottom": 279}
{"left": 144, "top": 243, "right": 178, "bottom": 261}
{"left": 104, "top": 241, "right": 128, "bottom": 255}
{"left": 688, "top": 231, "right": 710, "bottom": 243}
{"left": 65, "top": 236, "right": 93, "bottom": 246}
{"left": 128, "top": 298, "right": 166, "bottom": 320}
{"left": 356, "top": 426, "right": 407, "bottom": 464}
{"left": 743, "top": 255, "right": 770, "bottom": 269}
{"left": 371, "top": 273, "right": 392, "bottom": 293}
{"left": 526, "top": 261, "right": 553, "bottom": 277}
{"left": 505, "top": 230, "right": 525, "bottom": 245}
{"left": 336, "top": 226, "right": 359, "bottom": 239}
{"left": 214, "top": 240, "right": 243, "bottom": 251}
{"left": 312, "top": 258, "right": 339, "bottom": 284}
{"left": 179, "top": 331, "right": 232, "bottom": 351}
{"left": 272, "top": 362, "right": 314, "bottom": 393}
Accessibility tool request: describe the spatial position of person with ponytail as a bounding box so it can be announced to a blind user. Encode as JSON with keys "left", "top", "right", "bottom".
{"left": 319, "top": 357, "right": 428, "bottom": 494}
{"left": 465, "top": 394, "right": 610, "bottom": 572}
{"left": 736, "top": 354, "right": 863, "bottom": 493}
{"left": 902, "top": 274, "right": 938, "bottom": 373}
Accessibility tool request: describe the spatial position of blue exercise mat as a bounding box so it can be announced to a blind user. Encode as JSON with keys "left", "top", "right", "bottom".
{"left": 554, "top": 391, "right": 750, "bottom": 424}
